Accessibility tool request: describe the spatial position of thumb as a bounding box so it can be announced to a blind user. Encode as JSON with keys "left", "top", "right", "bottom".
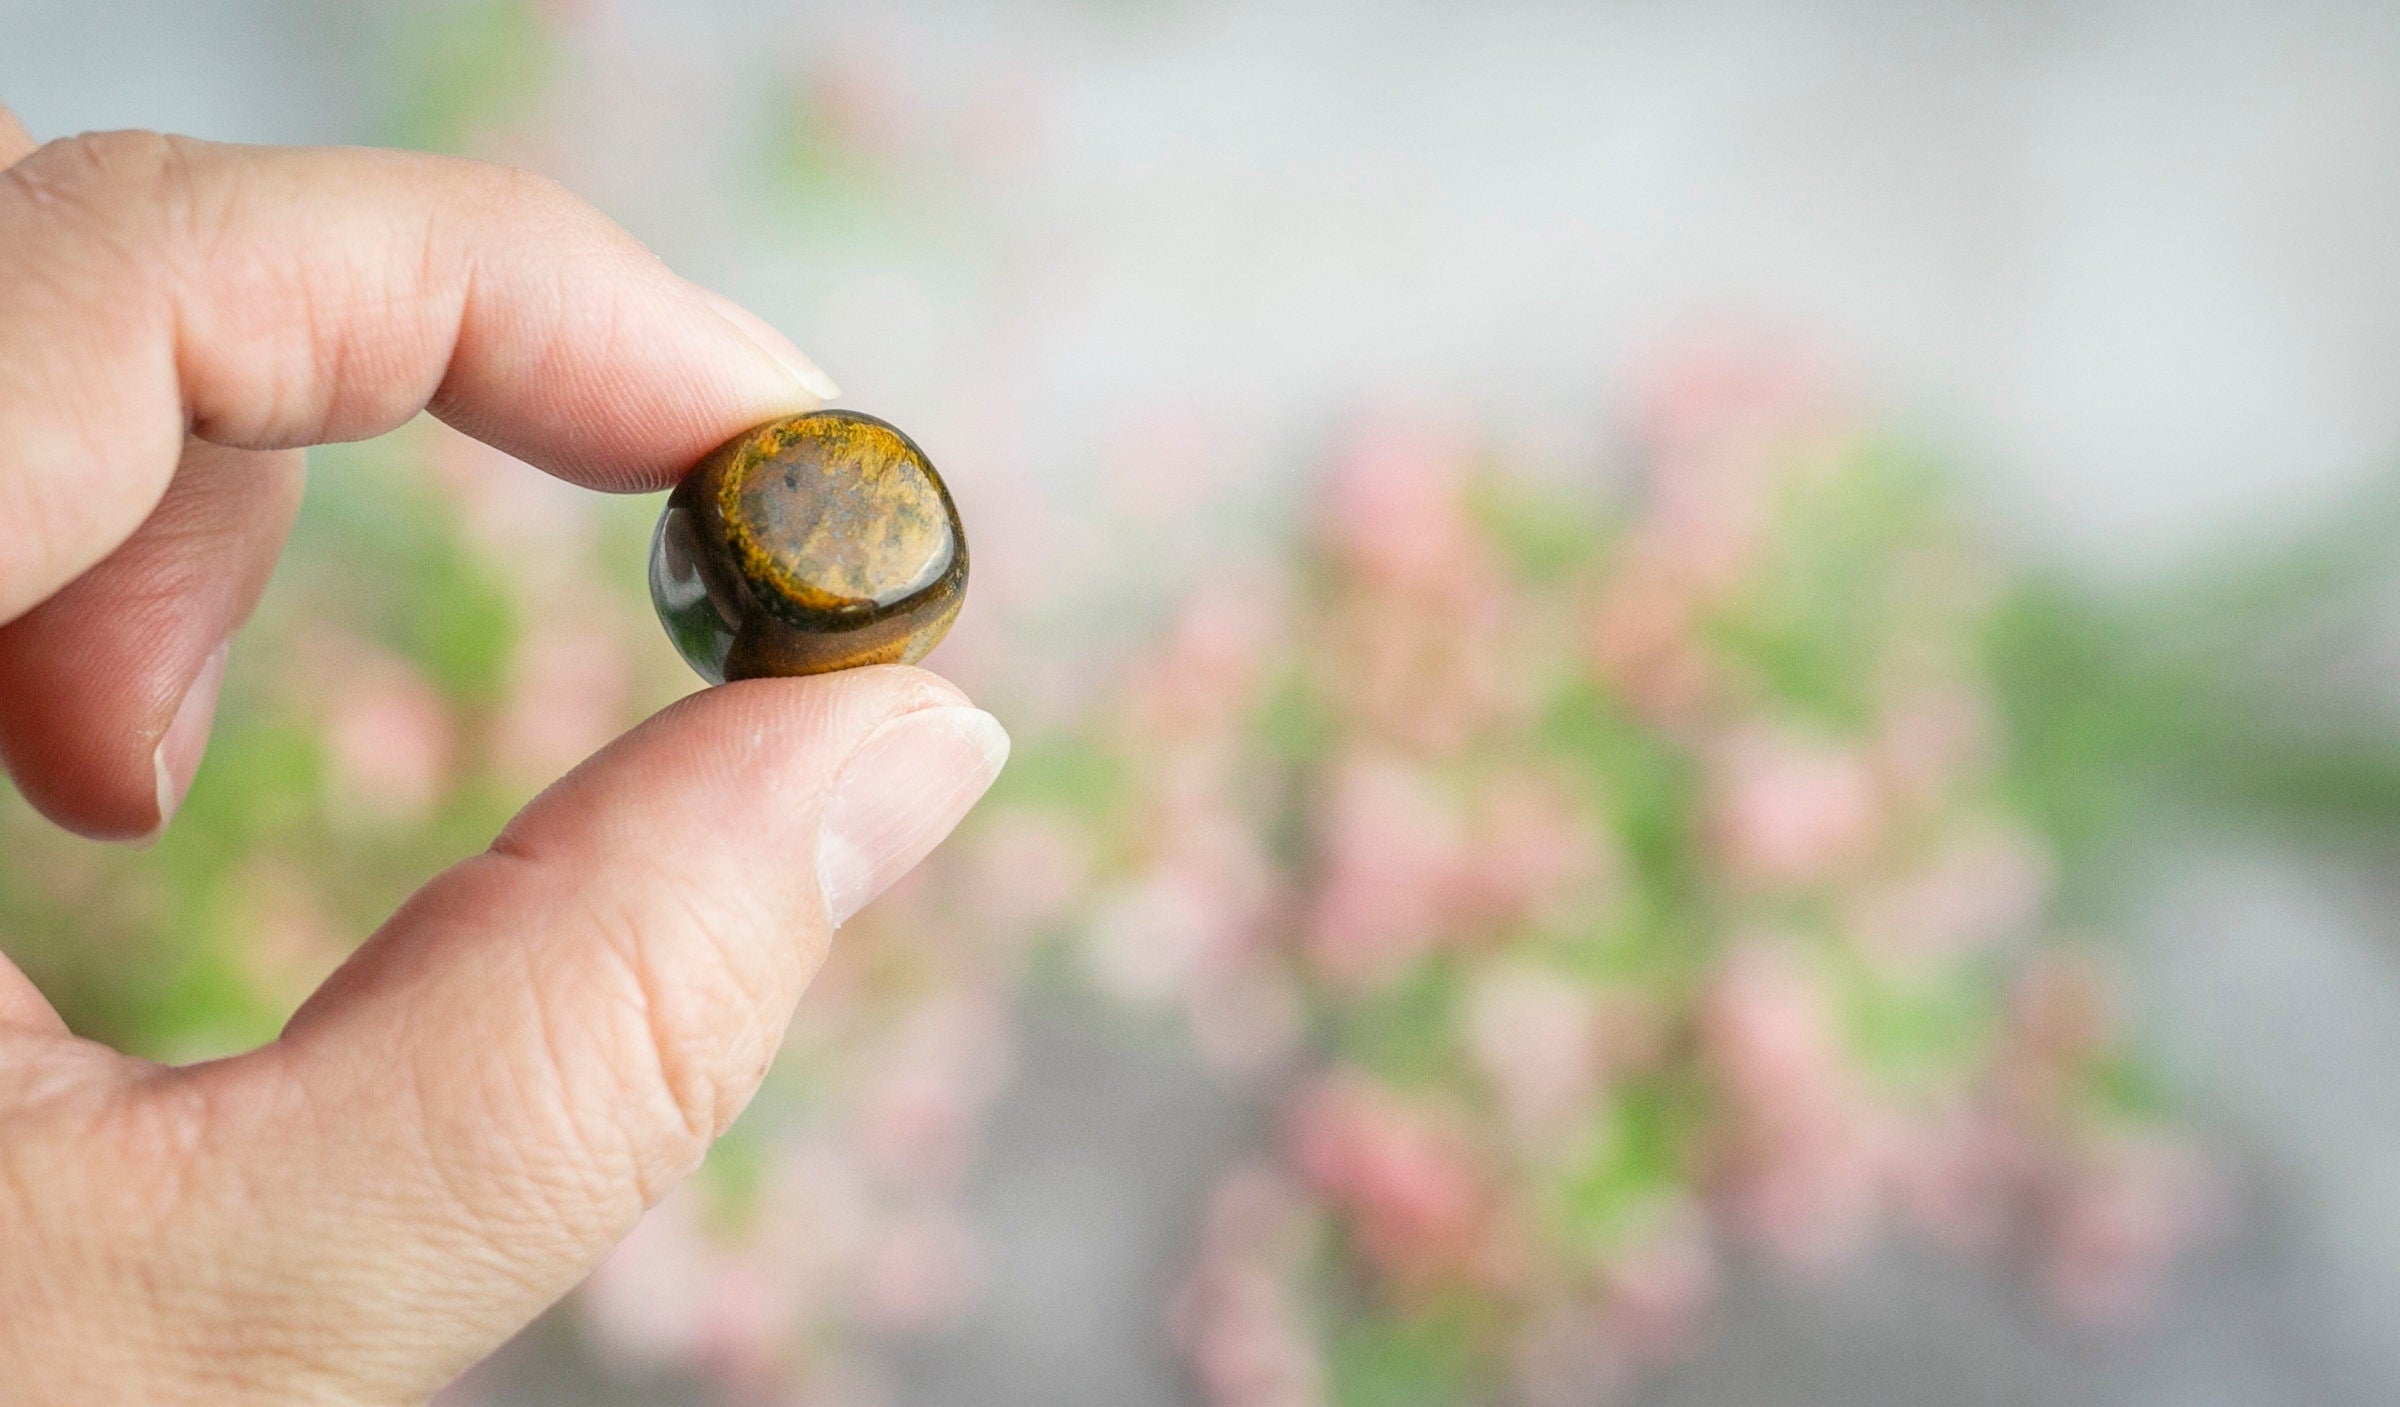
{"left": 217, "top": 666, "right": 1004, "bottom": 1399}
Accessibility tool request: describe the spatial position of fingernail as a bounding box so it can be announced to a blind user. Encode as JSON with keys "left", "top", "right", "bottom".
{"left": 136, "top": 640, "right": 230, "bottom": 847}
{"left": 690, "top": 283, "right": 842, "bottom": 402}
{"left": 816, "top": 705, "right": 1009, "bottom": 927}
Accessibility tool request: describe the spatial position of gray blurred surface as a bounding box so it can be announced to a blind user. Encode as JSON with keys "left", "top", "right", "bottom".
{"left": 10, "top": 0, "right": 2400, "bottom": 575}
{"left": 888, "top": 1003, "right": 1259, "bottom": 1406}
{"left": 9, "top": 2, "right": 2400, "bottom": 1403}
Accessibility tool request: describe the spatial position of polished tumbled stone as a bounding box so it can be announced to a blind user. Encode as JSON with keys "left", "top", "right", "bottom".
{"left": 650, "top": 410, "right": 967, "bottom": 683}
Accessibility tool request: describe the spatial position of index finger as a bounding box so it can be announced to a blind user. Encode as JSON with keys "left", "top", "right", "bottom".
{"left": 0, "top": 129, "right": 835, "bottom": 623}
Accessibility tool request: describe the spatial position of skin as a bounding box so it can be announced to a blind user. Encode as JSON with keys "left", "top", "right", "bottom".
{"left": 0, "top": 106, "right": 1000, "bottom": 1404}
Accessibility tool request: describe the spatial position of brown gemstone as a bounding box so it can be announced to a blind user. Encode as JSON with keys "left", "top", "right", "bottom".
{"left": 650, "top": 410, "right": 967, "bottom": 682}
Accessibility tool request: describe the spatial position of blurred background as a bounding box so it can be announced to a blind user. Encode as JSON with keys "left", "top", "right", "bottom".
{"left": 7, "top": 2, "right": 2400, "bottom": 1404}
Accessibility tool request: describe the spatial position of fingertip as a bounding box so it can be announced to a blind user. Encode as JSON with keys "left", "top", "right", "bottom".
{"left": 130, "top": 637, "right": 228, "bottom": 848}
{"left": 448, "top": 666, "right": 979, "bottom": 964}
{"left": 0, "top": 441, "right": 295, "bottom": 843}
{"left": 416, "top": 176, "right": 842, "bottom": 492}
{"left": 686, "top": 282, "right": 841, "bottom": 403}
{"left": 816, "top": 703, "right": 1009, "bottom": 926}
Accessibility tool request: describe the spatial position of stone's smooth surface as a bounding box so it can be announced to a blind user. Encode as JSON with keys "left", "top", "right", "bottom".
{"left": 649, "top": 410, "right": 967, "bottom": 683}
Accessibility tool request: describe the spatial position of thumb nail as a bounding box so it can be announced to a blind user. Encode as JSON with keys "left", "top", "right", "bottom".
{"left": 138, "top": 639, "right": 230, "bottom": 847}
{"left": 689, "top": 282, "right": 842, "bottom": 402}
{"left": 816, "top": 705, "right": 1009, "bottom": 927}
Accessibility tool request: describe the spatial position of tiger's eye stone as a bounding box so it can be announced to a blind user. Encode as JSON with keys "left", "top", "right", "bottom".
{"left": 649, "top": 410, "right": 967, "bottom": 683}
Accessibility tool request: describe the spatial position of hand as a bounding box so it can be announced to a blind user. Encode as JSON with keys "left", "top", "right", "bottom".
{"left": 0, "top": 108, "right": 1008, "bottom": 1405}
